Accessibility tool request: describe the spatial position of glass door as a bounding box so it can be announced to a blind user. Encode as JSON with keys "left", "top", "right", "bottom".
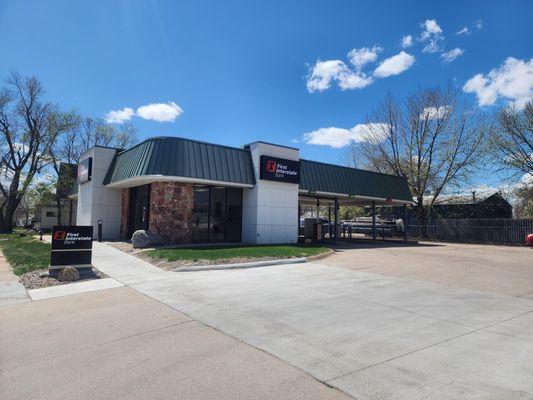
{"left": 128, "top": 184, "right": 150, "bottom": 238}
{"left": 191, "top": 185, "right": 243, "bottom": 243}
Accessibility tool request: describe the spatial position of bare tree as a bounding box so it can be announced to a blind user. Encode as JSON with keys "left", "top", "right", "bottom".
{"left": 514, "top": 185, "right": 533, "bottom": 218}
{"left": 349, "top": 86, "right": 491, "bottom": 229}
{"left": 0, "top": 73, "right": 73, "bottom": 232}
{"left": 490, "top": 101, "right": 533, "bottom": 175}
{"left": 49, "top": 116, "right": 136, "bottom": 224}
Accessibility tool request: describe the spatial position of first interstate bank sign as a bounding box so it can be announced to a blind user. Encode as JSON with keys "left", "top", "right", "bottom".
{"left": 259, "top": 155, "right": 299, "bottom": 184}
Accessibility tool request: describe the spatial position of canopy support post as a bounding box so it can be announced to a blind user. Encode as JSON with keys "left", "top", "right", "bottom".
{"left": 372, "top": 201, "right": 376, "bottom": 241}
{"left": 334, "top": 198, "right": 339, "bottom": 240}
{"left": 328, "top": 205, "right": 332, "bottom": 239}
{"left": 403, "top": 204, "right": 407, "bottom": 243}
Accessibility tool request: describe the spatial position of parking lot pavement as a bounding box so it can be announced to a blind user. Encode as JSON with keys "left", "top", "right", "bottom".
{"left": 127, "top": 263, "right": 533, "bottom": 400}
{"left": 60, "top": 242, "right": 533, "bottom": 399}
{"left": 321, "top": 241, "right": 533, "bottom": 298}
{"left": 0, "top": 286, "right": 349, "bottom": 400}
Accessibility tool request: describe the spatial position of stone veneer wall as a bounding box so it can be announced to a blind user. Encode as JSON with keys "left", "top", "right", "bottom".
{"left": 149, "top": 182, "right": 194, "bottom": 243}
{"left": 120, "top": 188, "right": 130, "bottom": 239}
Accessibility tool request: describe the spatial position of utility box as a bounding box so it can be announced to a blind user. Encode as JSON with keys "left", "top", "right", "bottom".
{"left": 304, "top": 218, "right": 322, "bottom": 241}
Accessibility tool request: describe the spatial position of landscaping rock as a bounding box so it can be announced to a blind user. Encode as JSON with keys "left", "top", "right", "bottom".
{"left": 58, "top": 266, "right": 80, "bottom": 282}
{"left": 39, "top": 271, "right": 49, "bottom": 278}
{"left": 131, "top": 230, "right": 163, "bottom": 248}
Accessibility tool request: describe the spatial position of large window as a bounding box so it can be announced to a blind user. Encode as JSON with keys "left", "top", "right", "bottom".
{"left": 191, "top": 185, "right": 242, "bottom": 243}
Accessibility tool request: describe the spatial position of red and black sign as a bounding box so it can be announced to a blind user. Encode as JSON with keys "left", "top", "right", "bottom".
{"left": 259, "top": 155, "right": 299, "bottom": 184}
{"left": 77, "top": 157, "right": 92, "bottom": 184}
{"left": 50, "top": 226, "right": 93, "bottom": 268}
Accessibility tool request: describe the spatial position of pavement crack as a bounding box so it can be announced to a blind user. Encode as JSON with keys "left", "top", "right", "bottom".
{"left": 324, "top": 327, "right": 482, "bottom": 383}
{"left": 325, "top": 309, "right": 533, "bottom": 383}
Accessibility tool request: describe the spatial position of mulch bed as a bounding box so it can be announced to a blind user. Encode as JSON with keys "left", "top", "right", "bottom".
{"left": 19, "top": 268, "right": 108, "bottom": 290}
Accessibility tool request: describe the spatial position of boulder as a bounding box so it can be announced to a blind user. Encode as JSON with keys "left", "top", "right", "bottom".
{"left": 58, "top": 266, "right": 80, "bottom": 282}
{"left": 131, "top": 230, "right": 163, "bottom": 249}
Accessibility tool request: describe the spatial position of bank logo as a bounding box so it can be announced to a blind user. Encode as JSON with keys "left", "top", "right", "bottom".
{"left": 266, "top": 160, "right": 277, "bottom": 173}
{"left": 53, "top": 231, "right": 66, "bottom": 241}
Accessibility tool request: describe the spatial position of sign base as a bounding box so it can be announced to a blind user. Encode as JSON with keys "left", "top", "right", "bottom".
{"left": 48, "top": 266, "right": 95, "bottom": 280}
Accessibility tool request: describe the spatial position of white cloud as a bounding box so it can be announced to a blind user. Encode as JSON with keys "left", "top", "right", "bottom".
{"left": 136, "top": 102, "right": 183, "bottom": 122}
{"left": 420, "top": 106, "right": 450, "bottom": 120}
{"left": 463, "top": 57, "right": 533, "bottom": 108}
{"left": 306, "top": 59, "right": 373, "bottom": 92}
{"left": 475, "top": 19, "right": 483, "bottom": 30}
{"left": 441, "top": 48, "right": 464, "bottom": 63}
{"left": 401, "top": 35, "right": 413, "bottom": 48}
{"left": 373, "top": 51, "right": 415, "bottom": 78}
{"left": 456, "top": 27, "right": 470, "bottom": 36}
{"left": 303, "top": 123, "right": 390, "bottom": 148}
{"left": 347, "top": 46, "right": 382, "bottom": 70}
{"left": 104, "top": 107, "right": 135, "bottom": 124}
{"left": 306, "top": 60, "right": 347, "bottom": 92}
{"left": 521, "top": 172, "right": 533, "bottom": 186}
{"left": 420, "top": 19, "right": 444, "bottom": 53}
{"left": 337, "top": 71, "right": 374, "bottom": 90}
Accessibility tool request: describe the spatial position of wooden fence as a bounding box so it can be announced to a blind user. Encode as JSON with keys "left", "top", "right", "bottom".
{"left": 406, "top": 218, "right": 533, "bottom": 245}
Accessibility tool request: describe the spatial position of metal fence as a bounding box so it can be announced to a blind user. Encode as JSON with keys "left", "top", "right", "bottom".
{"left": 406, "top": 218, "right": 533, "bottom": 245}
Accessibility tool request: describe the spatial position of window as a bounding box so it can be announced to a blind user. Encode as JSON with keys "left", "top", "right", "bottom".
{"left": 192, "top": 185, "right": 242, "bottom": 243}
{"left": 191, "top": 185, "right": 210, "bottom": 242}
{"left": 46, "top": 211, "right": 56, "bottom": 218}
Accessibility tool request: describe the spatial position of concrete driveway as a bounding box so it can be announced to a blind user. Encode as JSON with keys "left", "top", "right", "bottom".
{"left": 88, "top": 243, "right": 533, "bottom": 400}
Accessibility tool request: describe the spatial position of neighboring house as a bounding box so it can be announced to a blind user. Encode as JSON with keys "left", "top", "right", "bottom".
{"left": 427, "top": 191, "right": 513, "bottom": 219}
{"left": 34, "top": 205, "right": 59, "bottom": 231}
{"left": 32, "top": 163, "right": 78, "bottom": 231}
{"left": 373, "top": 191, "right": 513, "bottom": 221}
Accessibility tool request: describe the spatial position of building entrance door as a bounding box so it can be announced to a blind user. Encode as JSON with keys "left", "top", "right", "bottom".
{"left": 128, "top": 184, "right": 150, "bottom": 238}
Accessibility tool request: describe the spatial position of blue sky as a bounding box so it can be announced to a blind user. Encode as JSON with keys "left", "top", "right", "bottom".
{"left": 1, "top": 0, "right": 532, "bottom": 190}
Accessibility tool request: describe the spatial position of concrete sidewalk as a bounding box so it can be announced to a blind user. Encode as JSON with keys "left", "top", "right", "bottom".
{"left": 0, "top": 255, "right": 28, "bottom": 307}
{"left": 90, "top": 242, "right": 533, "bottom": 399}
{"left": 1, "top": 287, "right": 348, "bottom": 400}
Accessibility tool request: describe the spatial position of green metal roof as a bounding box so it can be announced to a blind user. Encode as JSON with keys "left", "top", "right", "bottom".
{"left": 299, "top": 159, "right": 412, "bottom": 202}
{"left": 103, "top": 136, "right": 411, "bottom": 202}
{"left": 103, "top": 137, "right": 256, "bottom": 186}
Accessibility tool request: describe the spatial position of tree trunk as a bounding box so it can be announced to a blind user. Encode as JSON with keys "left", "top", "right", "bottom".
{"left": 0, "top": 202, "right": 17, "bottom": 233}
{"left": 56, "top": 197, "right": 62, "bottom": 226}
{"left": 415, "top": 199, "right": 427, "bottom": 238}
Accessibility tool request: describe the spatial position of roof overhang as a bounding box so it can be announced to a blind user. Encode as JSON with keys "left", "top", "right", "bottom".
{"left": 298, "top": 190, "right": 414, "bottom": 206}
{"left": 105, "top": 174, "right": 255, "bottom": 189}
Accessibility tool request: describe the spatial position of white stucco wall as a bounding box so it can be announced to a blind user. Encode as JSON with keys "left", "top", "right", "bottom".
{"left": 76, "top": 147, "right": 122, "bottom": 239}
{"left": 242, "top": 142, "right": 299, "bottom": 244}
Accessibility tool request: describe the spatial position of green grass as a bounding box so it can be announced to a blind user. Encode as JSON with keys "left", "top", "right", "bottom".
{"left": 0, "top": 230, "right": 50, "bottom": 275}
{"left": 147, "top": 245, "right": 329, "bottom": 262}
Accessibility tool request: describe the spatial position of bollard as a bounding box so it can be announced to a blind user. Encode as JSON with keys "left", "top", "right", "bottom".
{"left": 97, "top": 220, "right": 103, "bottom": 242}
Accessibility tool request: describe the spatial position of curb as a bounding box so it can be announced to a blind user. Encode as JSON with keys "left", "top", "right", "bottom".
{"left": 306, "top": 248, "right": 334, "bottom": 261}
{"left": 173, "top": 257, "right": 308, "bottom": 272}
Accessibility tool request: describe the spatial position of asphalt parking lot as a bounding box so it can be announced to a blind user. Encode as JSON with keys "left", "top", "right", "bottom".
{"left": 2, "top": 241, "right": 532, "bottom": 399}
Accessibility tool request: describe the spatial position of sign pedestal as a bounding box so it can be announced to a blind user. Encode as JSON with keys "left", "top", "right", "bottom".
{"left": 49, "top": 226, "right": 94, "bottom": 277}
